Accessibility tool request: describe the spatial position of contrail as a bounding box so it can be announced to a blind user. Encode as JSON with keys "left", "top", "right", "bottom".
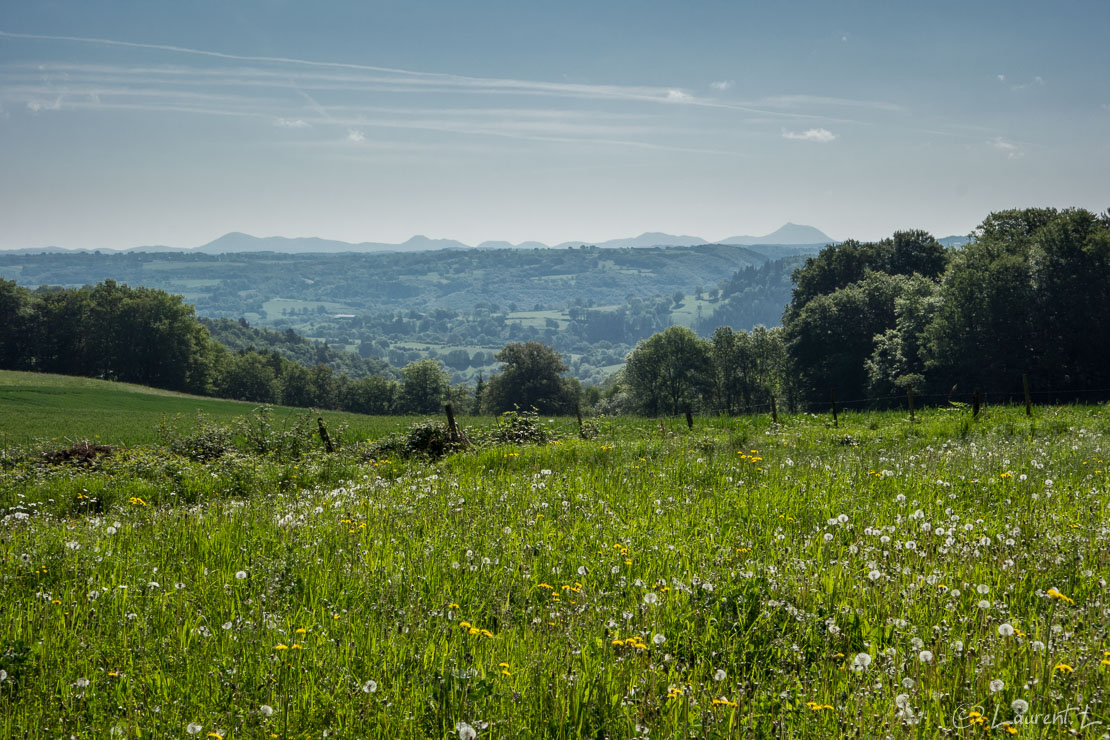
{"left": 0, "top": 29, "right": 835, "bottom": 120}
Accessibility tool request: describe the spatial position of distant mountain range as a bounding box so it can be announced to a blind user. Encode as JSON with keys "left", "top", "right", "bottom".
{"left": 5, "top": 224, "right": 971, "bottom": 255}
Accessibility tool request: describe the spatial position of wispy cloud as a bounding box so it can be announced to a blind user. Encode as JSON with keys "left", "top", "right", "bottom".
{"left": 1010, "top": 76, "right": 1044, "bottom": 91}
{"left": 989, "top": 136, "right": 1022, "bottom": 158}
{"left": 782, "top": 128, "right": 837, "bottom": 143}
{"left": 26, "top": 95, "right": 62, "bottom": 113}
{"left": 275, "top": 118, "right": 310, "bottom": 128}
{"left": 665, "top": 89, "right": 691, "bottom": 102}
{"left": 709, "top": 80, "right": 732, "bottom": 91}
{"left": 346, "top": 129, "right": 365, "bottom": 143}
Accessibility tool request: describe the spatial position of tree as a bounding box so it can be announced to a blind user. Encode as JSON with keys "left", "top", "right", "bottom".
{"left": 483, "top": 341, "right": 579, "bottom": 414}
{"left": 625, "top": 326, "right": 712, "bottom": 415}
{"left": 399, "top": 359, "right": 451, "bottom": 414}
{"left": 218, "top": 351, "right": 280, "bottom": 403}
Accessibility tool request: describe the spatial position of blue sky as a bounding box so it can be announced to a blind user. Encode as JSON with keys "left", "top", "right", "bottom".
{"left": 1, "top": 1, "right": 1107, "bottom": 249}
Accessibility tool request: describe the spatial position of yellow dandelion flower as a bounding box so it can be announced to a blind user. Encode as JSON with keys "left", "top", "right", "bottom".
{"left": 274, "top": 644, "right": 289, "bottom": 651}
{"left": 1054, "top": 662, "right": 1074, "bottom": 674}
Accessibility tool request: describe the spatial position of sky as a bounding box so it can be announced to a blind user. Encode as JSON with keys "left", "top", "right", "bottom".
{"left": 1, "top": 0, "right": 1107, "bottom": 250}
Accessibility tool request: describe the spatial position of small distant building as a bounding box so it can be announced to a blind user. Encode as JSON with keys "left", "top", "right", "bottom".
{"left": 334, "top": 314, "right": 356, "bottom": 319}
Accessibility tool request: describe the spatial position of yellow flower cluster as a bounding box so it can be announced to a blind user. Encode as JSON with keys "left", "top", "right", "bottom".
{"left": 1046, "top": 587, "right": 1075, "bottom": 604}
{"left": 611, "top": 637, "right": 648, "bottom": 650}
{"left": 459, "top": 621, "right": 494, "bottom": 638}
{"left": 806, "top": 701, "right": 834, "bottom": 711}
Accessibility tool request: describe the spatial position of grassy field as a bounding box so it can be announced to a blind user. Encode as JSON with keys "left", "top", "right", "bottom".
{"left": 0, "top": 370, "right": 414, "bottom": 447}
{"left": 1, "top": 381, "right": 1109, "bottom": 737}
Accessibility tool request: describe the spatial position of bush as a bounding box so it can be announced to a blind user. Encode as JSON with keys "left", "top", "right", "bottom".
{"left": 488, "top": 408, "right": 548, "bottom": 445}
{"left": 364, "top": 419, "right": 466, "bottom": 460}
{"left": 235, "top": 406, "right": 318, "bottom": 459}
{"left": 157, "top": 413, "right": 234, "bottom": 462}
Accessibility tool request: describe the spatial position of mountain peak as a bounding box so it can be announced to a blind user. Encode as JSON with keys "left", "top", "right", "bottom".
{"left": 720, "top": 223, "right": 834, "bottom": 246}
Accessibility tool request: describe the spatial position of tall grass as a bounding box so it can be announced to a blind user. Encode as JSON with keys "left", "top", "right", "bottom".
{"left": 1, "top": 404, "right": 1108, "bottom": 737}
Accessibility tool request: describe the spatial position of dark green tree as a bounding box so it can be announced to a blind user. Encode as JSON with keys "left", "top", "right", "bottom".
{"left": 483, "top": 342, "right": 579, "bottom": 414}
{"left": 625, "top": 326, "right": 712, "bottom": 415}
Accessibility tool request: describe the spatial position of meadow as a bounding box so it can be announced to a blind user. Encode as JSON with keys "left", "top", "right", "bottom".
{"left": 1, "top": 383, "right": 1108, "bottom": 737}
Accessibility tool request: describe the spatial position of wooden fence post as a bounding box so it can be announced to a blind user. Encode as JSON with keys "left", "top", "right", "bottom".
{"left": 770, "top": 395, "right": 778, "bottom": 425}
{"left": 907, "top": 384, "right": 915, "bottom": 423}
{"left": 684, "top": 408, "right": 694, "bottom": 430}
{"left": 1022, "top": 374, "right": 1032, "bottom": 417}
{"left": 444, "top": 403, "right": 460, "bottom": 442}
{"left": 972, "top": 388, "right": 981, "bottom": 418}
{"left": 830, "top": 389, "right": 838, "bottom": 429}
{"left": 316, "top": 417, "right": 334, "bottom": 453}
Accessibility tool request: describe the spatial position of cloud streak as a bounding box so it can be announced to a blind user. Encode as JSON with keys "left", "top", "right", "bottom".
{"left": 782, "top": 128, "right": 837, "bottom": 143}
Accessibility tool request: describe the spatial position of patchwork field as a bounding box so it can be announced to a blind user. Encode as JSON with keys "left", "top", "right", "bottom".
{"left": 1, "top": 384, "right": 1108, "bottom": 737}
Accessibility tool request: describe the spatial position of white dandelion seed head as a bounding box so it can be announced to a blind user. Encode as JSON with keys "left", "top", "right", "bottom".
{"left": 952, "top": 640, "right": 964, "bottom": 652}
{"left": 1031, "top": 640, "right": 1045, "bottom": 652}
{"left": 978, "top": 600, "right": 991, "bottom": 610}
{"left": 456, "top": 721, "right": 477, "bottom": 740}
{"left": 235, "top": 570, "right": 247, "bottom": 580}
{"left": 852, "top": 652, "right": 872, "bottom": 670}
{"left": 1012, "top": 699, "right": 1029, "bottom": 714}
{"left": 260, "top": 704, "right": 274, "bottom": 716}
{"left": 998, "top": 623, "right": 1014, "bottom": 637}
{"left": 918, "top": 650, "right": 934, "bottom": 663}
{"left": 895, "top": 693, "right": 910, "bottom": 708}
{"left": 75, "top": 677, "right": 89, "bottom": 687}
{"left": 653, "top": 633, "right": 666, "bottom": 645}
{"left": 714, "top": 669, "right": 727, "bottom": 681}
{"left": 186, "top": 723, "right": 203, "bottom": 735}
{"left": 362, "top": 679, "right": 378, "bottom": 693}
{"left": 901, "top": 677, "right": 915, "bottom": 689}
{"left": 977, "top": 584, "right": 990, "bottom": 595}
{"left": 643, "top": 592, "right": 659, "bottom": 605}
{"left": 105, "top": 526, "right": 117, "bottom": 535}
{"left": 989, "top": 679, "right": 1004, "bottom": 693}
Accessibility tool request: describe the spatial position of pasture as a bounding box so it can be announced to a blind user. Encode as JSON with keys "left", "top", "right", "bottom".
{"left": 1, "top": 386, "right": 1108, "bottom": 737}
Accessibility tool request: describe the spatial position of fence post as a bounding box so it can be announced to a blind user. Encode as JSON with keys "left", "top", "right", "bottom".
{"left": 830, "top": 389, "right": 838, "bottom": 429}
{"left": 972, "top": 388, "right": 981, "bottom": 418}
{"left": 685, "top": 407, "right": 694, "bottom": 430}
{"left": 575, "top": 403, "right": 585, "bottom": 439}
{"left": 770, "top": 395, "right": 778, "bottom": 425}
{"left": 907, "top": 384, "right": 915, "bottom": 423}
{"left": 1022, "top": 374, "right": 1032, "bottom": 417}
{"left": 316, "top": 417, "right": 334, "bottom": 453}
{"left": 444, "top": 403, "right": 460, "bottom": 442}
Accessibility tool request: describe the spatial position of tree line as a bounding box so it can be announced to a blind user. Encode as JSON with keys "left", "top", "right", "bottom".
{"left": 3, "top": 207, "right": 1106, "bottom": 418}
{"left": 606, "top": 207, "right": 1110, "bottom": 414}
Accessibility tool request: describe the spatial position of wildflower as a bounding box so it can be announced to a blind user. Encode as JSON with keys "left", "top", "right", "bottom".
{"left": 75, "top": 677, "right": 90, "bottom": 688}
{"left": 712, "top": 697, "right": 737, "bottom": 707}
{"left": 901, "top": 677, "right": 915, "bottom": 689}
{"left": 1054, "top": 662, "right": 1073, "bottom": 674}
{"left": 653, "top": 634, "right": 666, "bottom": 645}
{"left": 274, "top": 644, "right": 289, "bottom": 651}
{"left": 456, "top": 721, "right": 477, "bottom": 740}
{"left": 918, "top": 650, "right": 934, "bottom": 663}
{"left": 977, "top": 584, "right": 990, "bottom": 595}
{"left": 1046, "top": 587, "right": 1075, "bottom": 604}
{"left": 1011, "top": 699, "right": 1029, "bottom": 715}
{"left": 362, "top": 680, "right": 378, "bottom": 693}
{"left": 235, "top": 570, "right": 247, "bottom": 580}
{"left": 851, "top": 653, "right": 872, "bottom": 671}
{"left": 998, "top": 623, "right": 1015, "bottom": 637}
{"left": 990, "top": 679, "right": 1004, "bottom": 692}
{"left": 207, "top": 734, "right": 223, "bottom": 740}
{"left": 186, "top": 725, "right": 203, "bottom": 735}
{"left": 977, "top": 600, "right": 991, "bottom": 610}
{"left": 260, "top": 705, "right": 274, "bottom": 716}
{"left": 713, "top": 669, "right": 727, "bottom": 682}
{"left": 643, "top": 592, "right": 658, "bottom": 605}
{"left": 867, "top": 570, "right": 882, "bottom": 582}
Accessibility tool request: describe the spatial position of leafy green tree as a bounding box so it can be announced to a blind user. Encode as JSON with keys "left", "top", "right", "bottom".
{"left": 0, "top": 279, "right": 33, "bottom": 369}
{"left": 483, "top": 342, "right": 579, "bottom": 414}
{"left": 399, "top": 359, "right": 451, "bottom": 414}
{"left": 218, "top": 351, "right": 281, "bottom": 403}
{"left": 341, "top": 375, "right": 397, "bottom": 414}
{"left": 783, "top": 272, "right": 904, "bottom": 403}
{"left": 625, "top": 326, "right": 712, "bottom": 415}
